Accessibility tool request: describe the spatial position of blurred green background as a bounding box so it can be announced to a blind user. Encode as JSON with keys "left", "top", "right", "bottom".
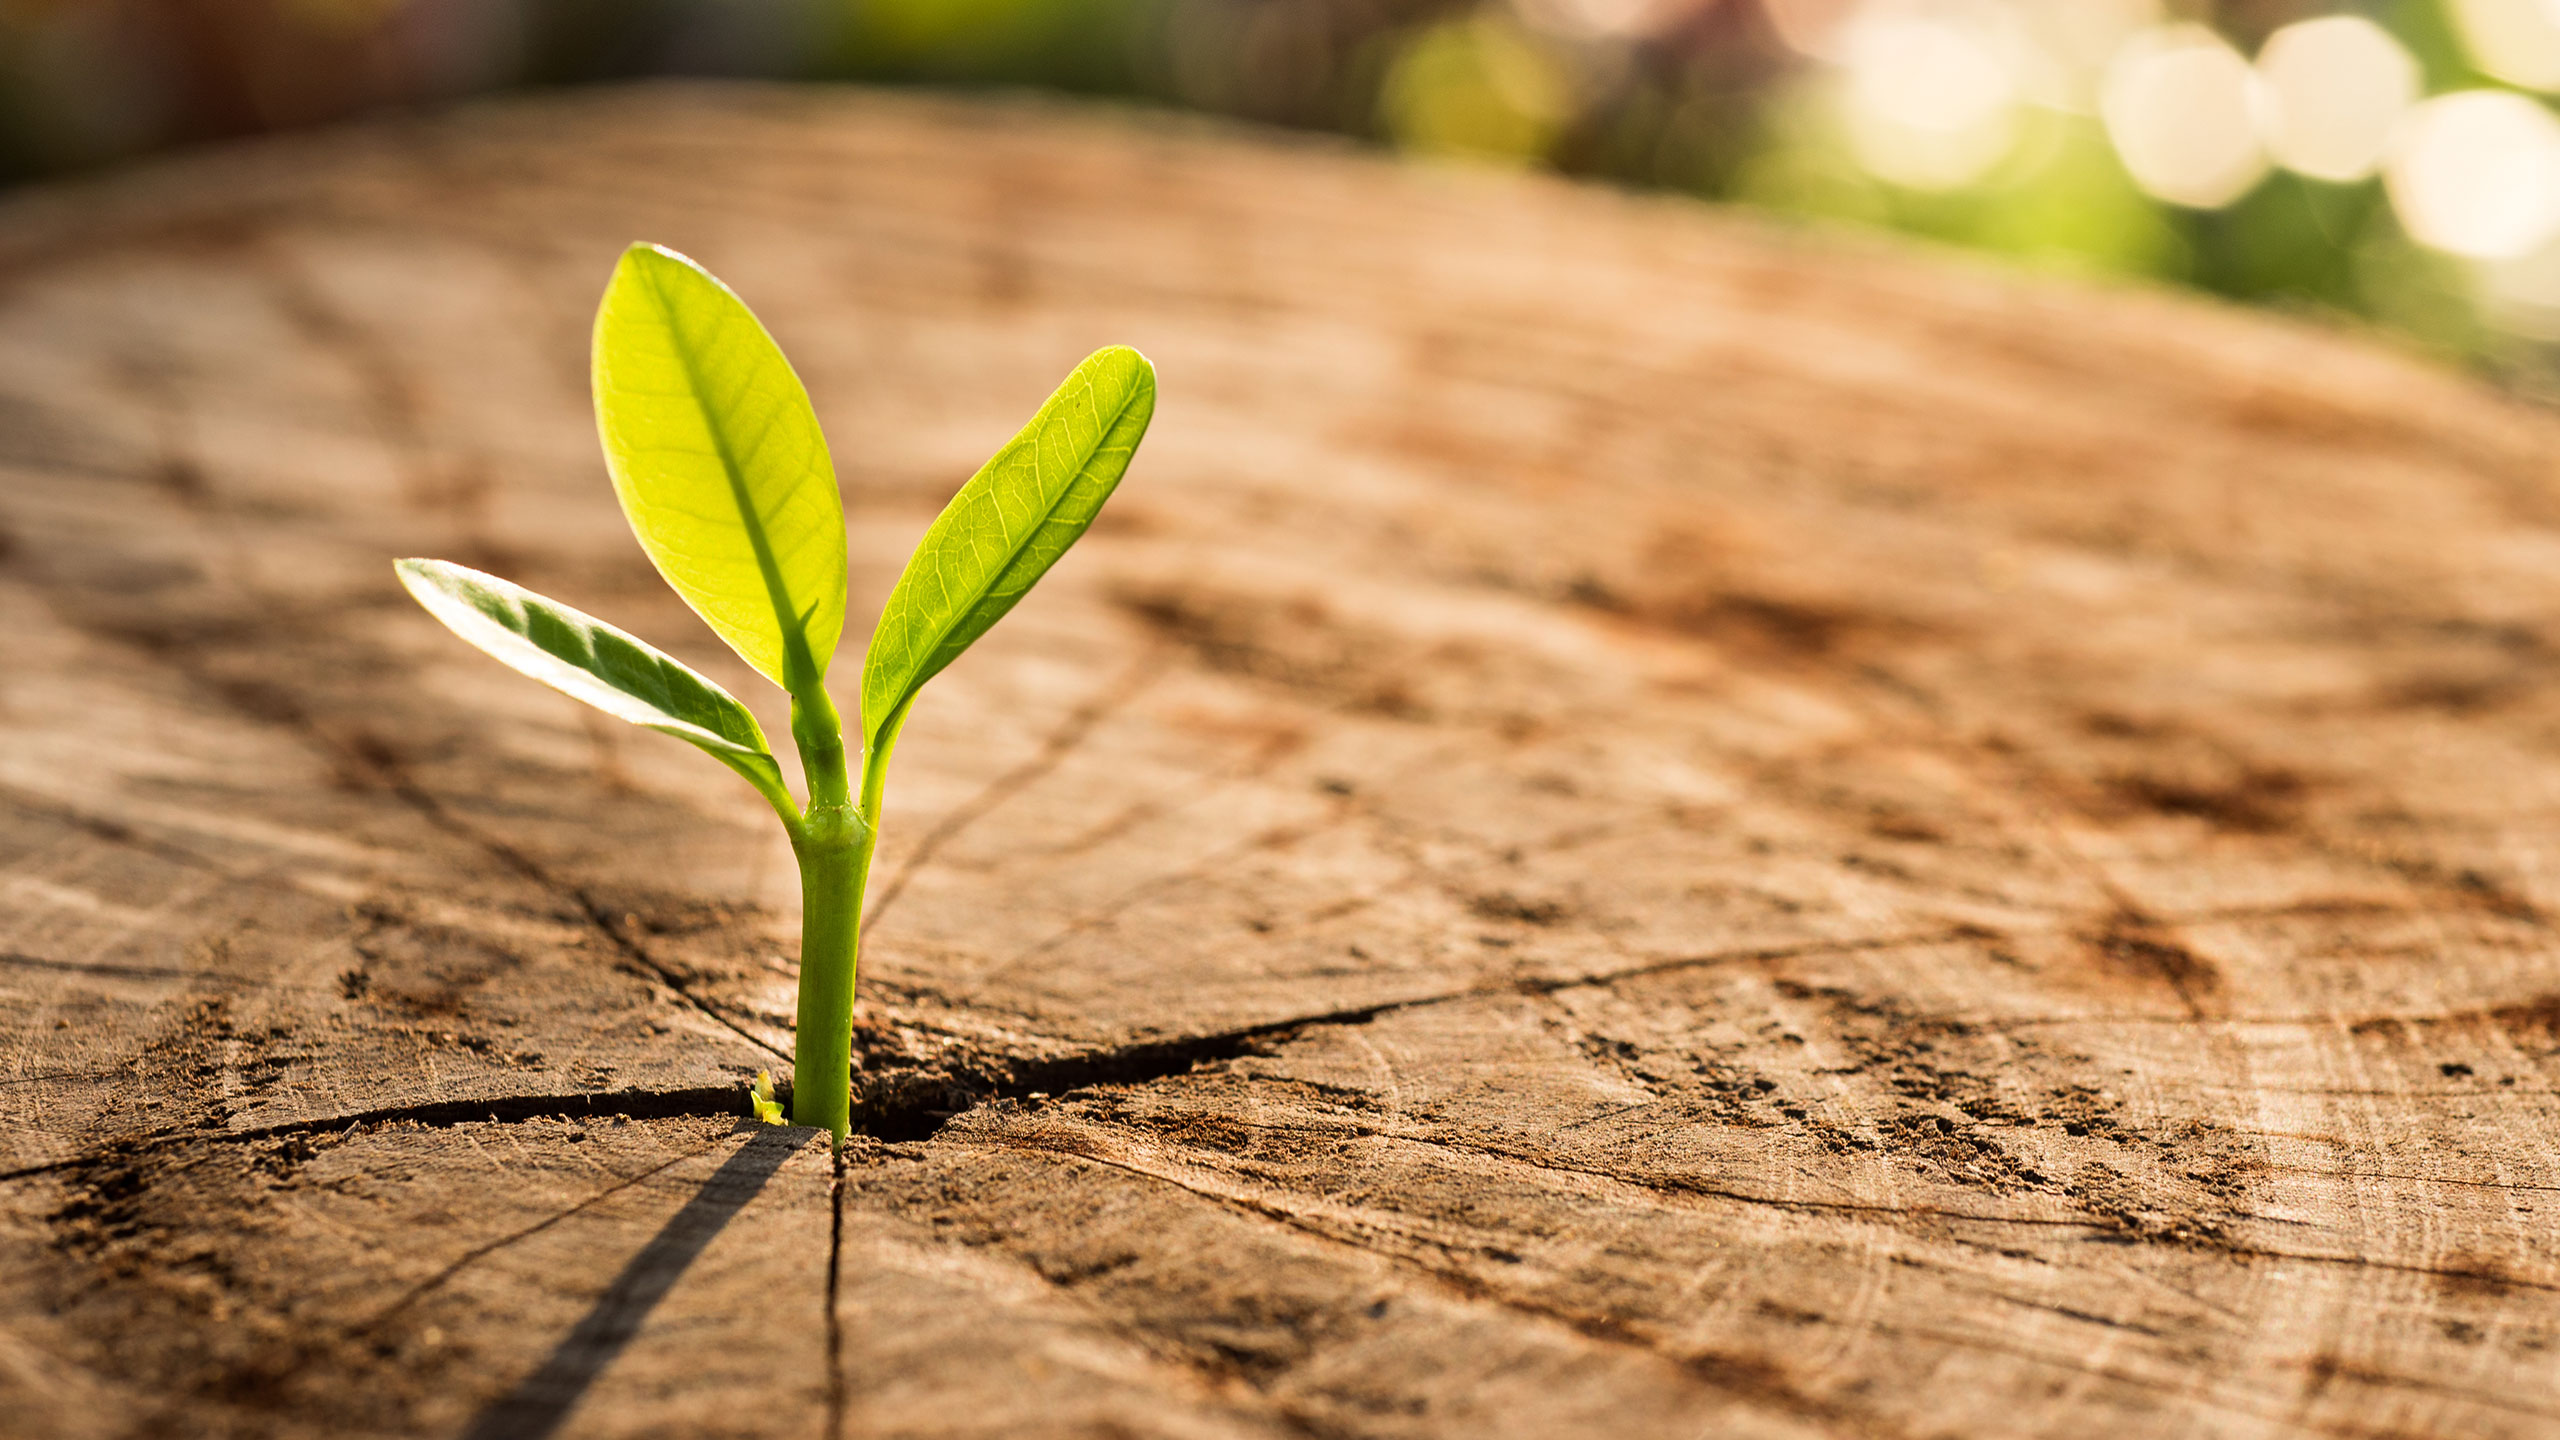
{"left": 11, "top": 0, "right": 2560, "bottom": 382}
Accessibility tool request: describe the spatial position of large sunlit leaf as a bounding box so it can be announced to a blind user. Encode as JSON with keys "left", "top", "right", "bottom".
{"left": 859, "top": 346, "right": 1155, "bottom": 750}
{"left": 592, "top": 243, "right": 846, "bottom": 696}
{"left": 395, "top": 558, "right": 790, "bottom": 806}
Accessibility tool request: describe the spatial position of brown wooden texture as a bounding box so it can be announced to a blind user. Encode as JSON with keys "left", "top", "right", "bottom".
{"left": 2, "top": 84, "right": 2558, "bottom": 1440}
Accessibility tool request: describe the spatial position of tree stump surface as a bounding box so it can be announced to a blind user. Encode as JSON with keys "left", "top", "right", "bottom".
{"left": 3, "top": 83, "right": 2558, "bottom": 1440}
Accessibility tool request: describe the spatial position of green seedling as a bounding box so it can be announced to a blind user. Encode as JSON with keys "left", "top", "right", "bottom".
{"left": 397, "top": 243, "right": 1155, "bottom": 1147}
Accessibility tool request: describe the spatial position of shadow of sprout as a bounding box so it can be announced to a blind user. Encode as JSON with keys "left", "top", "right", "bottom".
{"left": 460, "top": 1124, "right": 812, "bottom": 1440}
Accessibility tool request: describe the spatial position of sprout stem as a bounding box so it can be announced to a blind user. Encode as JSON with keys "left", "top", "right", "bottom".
{"left": 787, "top": 684, "right": 870, "bottom": 1147}
{"left": 788, "top": 817, "right": 872, "bottom": 1147}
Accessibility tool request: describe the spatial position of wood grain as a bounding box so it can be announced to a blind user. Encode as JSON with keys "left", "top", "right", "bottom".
{"left": 1, "top": 82, "right": 2556, "bottom": 1438}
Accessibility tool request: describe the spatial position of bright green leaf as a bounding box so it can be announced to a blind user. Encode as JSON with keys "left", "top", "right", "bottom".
{"left": 592, "top": 243, "right": 847, "bottom": 697}
{"left": 394, "top": 558, "right": 796, "bottom": 818}
{"left": 860, "top": 346, "right": 1155, "bottom": 751}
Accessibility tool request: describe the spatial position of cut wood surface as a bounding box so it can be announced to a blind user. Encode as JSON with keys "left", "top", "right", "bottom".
{"left": 2, "top": 83, "right": 2558, "bottom": 1439}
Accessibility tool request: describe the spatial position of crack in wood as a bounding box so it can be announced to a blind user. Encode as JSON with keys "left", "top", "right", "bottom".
{"left": 13, "top": 86, "right": 2560, "bottom": 1440}
{"left": 825, "top": 1151, "right": 848, "bottom": 1440}
{"left": 0, "top": 1084, "right": 758, "bottom": 1184}
{"left": 457, "top": 1126, "right": 809, "bottom": 1440}
{"left": 1307, "top": 1125, "right": 2117, "bottom": 1232}
{"left": 988, "top": 1135, "right": 1910, "bottom": 1439}
{"left": 54, "top": 605, "right": 797, "bottom": 1065}
{"left": 966, "top": 800, "right": 1373, "bottom": 989}
{"left": 363, "top": 762, "right": 795, "bottom": 1065}
{"left": 0, "top": 949, "right": 200, "bottom": 982}
{"left": 355, "top": 1143, "right": 716, "bottom": 1334}
{"left": 0, "top": 917, "right": 2236, "bottom": 1181}
{"left": 0, "top": 784, "right": 231, "bottom": 875}
{"left": 854, "top": 927, "right": 1977, "bottom": 1142}
{"left": 2201, "top": 1242, "right": 2560, "bottom": 1296}
{"left": 861, "top": 647, "right": 1166, "bottom": 937}
{"left": 0, "top": 991, "right": 1444, "bottom": 1182}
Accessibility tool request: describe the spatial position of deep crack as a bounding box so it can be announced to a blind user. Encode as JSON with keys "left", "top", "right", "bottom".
{"left": 362, "top": 762, "right": 793, "bottom": 1066}
{"left": 854, "top": 996, "right": 1436, "bottom": 1142}
{"left": 825, "top": 1151, "right": 848, "bottom": 1440}
{"left": 66, "top": 606, "right": 793, "bottom": 1066}
{"left": 0, "top": 1085, "right": 762, "bottom": 1184}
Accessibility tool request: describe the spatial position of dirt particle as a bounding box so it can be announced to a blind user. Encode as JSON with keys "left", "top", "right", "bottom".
{"left": 1469, "top": 891, "right": 1569, "bottom": 926}
{"left": 1556, "top": 564, "right": 1632, "bottom": 612}
{"left": 2375, "top": 672, "right": 2525, "bottom": 715}
{"left": 2084, "top": 915, "right": 2224, "bottom": 1014}
{"left": 1876, "top": 1109, "right": 2049, "bottom": 1194}
{"left": 2107, "top": 766, "right": 2307, "bottom": 834}
{"left": 2454, "top": 869, "right": 2542, "bottom": 922}
{"left": 1755, "top": 1299, "right": 1825, "bottom": 1326}
{"left": 2433, "top": 1253, "right": 2520, "bottom": 1298}
{"left": 156, "top": 456, "right": 210, "bottom": 504}
{"left": 1168, "top": 1115, "right": 1253, "bottom": 1154}
{"left": 2488, "top": 994, "right": 2560, "bottom": 1042}
{"left": 2080, "top": 710, "right": 2164, "bottom": 738}
{"left": 1680, "top": 1349, "right": 1856, "bottom": 1426}
{"left": 2379, "top": 856, "right": 2543, "bottom": 922}
{"left": 1630, "top": 588, "right": 1936, "bottom": 663}
{"left": 1866, "top": 810, "right": 1945, "bottom": 843}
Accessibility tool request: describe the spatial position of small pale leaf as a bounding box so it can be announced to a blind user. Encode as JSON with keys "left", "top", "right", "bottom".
{"left": 593, "top": 243, "right": 847, "bottom": 694}
{"left": 395, "top": 558, "right": 789, "bottom": 803}
{"left": 860, "top": 346, "right": 1155, "bottom": 749}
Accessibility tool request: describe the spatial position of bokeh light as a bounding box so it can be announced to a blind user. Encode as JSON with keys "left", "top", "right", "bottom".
{"left": 1838, "top": 3, "right": 2020, "bottom": 191}
{"left": 2256, "top": 16, "right": 2416, "bottom": 183}
{"left": 2386, "top": 90, "right": 2560, "bottom": 261}
{"left": 2446, "top": 0, "right": 2560, "bottom": 92}
{"left": 2002, "top": 0, "right": 2157, "bottom": 111}
{"left": 2478, "top": 235, "right": 2560, "bottom": 339}
{"left": 1512, "top": 0, "right": 1703, "bottom": 41}
{"left": 2101, "top": 25, "right": 2267, "bottom": 210}
{"left": 1380, "top": 13, "right": 1572, "bottom": 165}
{"left": 18, "top": 1, "right": 2560, "bottom": 368}
{"left": 1761, "top": 0, "right": 1859, "bottom": 59}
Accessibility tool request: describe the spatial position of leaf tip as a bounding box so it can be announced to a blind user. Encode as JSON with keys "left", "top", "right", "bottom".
{"left": 613, "top": 241, "right": 723, "bottom": 295}
{"left": 600, "top": 244, "right": 719, "bottom": 336}
{"left": 1088, "top": 346, "right": 1157, "bottom": 424}
{"left": 618, "top": 238, "right": 689, "bottom": 267}
{"left": 1092, "top": 344, "right": 1155, "bottom": 385}
{"left": 392, "top": 556, "right": 442, "bottom": 599}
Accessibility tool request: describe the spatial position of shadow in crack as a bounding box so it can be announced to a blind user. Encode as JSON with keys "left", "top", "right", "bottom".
{"left": 461, "top": 1124, "right": 813, "bottom": 1440}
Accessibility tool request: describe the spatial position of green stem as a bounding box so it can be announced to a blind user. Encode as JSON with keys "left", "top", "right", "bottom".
{"left": 860, "top": 704, "right": 906, "bottom": 821}
{"left": 792, "top": 687, "right": 851, "bottom": 812}
{"left": 788, "top": 818, "right": 872, "bottom": 1145}
{"left": 786, "top": 681, "right": 871, "bottom": 1147}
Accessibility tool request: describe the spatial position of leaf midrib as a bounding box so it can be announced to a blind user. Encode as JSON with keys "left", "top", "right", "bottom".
{"left": 641, "top": 259, "right": 821, "bottom": 694}
{"left": 901, "top": 380, "right": 1115, "bottom": 672}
